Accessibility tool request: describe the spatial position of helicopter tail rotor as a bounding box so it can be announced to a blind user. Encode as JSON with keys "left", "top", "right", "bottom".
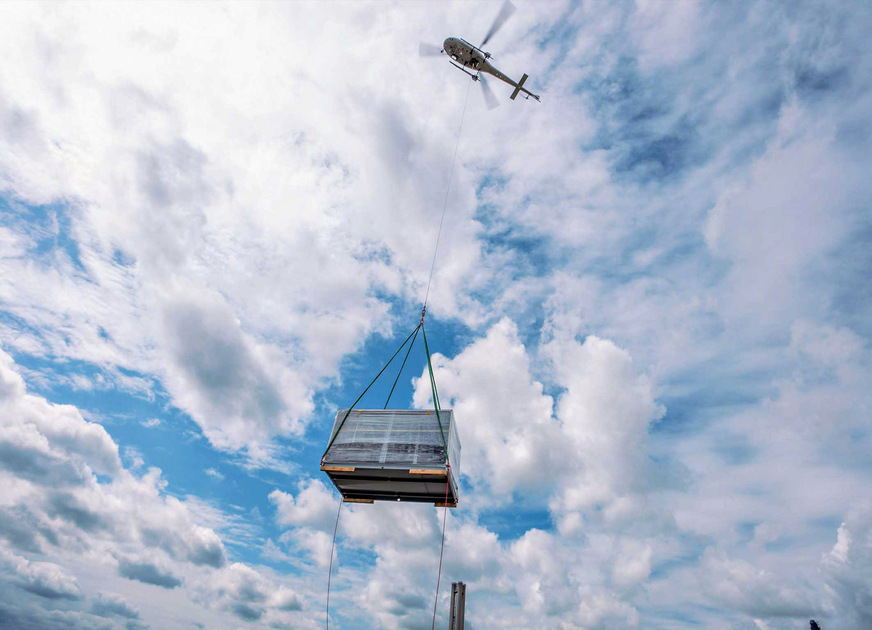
{"left": 510, "top": 73, "right": 528, "bottom": 100}
{"left": 419, "top": 42, "right": 443, "bottom": 57}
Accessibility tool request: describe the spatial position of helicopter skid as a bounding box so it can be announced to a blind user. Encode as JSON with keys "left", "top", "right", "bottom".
{"left": 449, "top": 60, "right": 480, "bottom": 81}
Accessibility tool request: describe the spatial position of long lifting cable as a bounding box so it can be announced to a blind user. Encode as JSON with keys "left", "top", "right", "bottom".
{"left": 422, "top": 78, "right": 473, "bottom": 311}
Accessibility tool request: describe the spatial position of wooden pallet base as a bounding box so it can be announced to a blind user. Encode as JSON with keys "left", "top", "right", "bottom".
{"left": 323, "top": 464, "right": 458, "bottom": 506}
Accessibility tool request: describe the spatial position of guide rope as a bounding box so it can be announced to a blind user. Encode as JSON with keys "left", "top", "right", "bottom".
{"left": 422, "top": 78, "right": 473, "bottom": 311}
{"left": 325, "top": 497, "right": 343, "bottom": 629}
{"left": 430, "top": 465, "right": 451, "bottom": 630}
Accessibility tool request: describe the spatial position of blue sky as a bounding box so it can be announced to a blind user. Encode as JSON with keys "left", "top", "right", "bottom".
{"left": 1, "top": 1, "right": 871, "bottom": 628}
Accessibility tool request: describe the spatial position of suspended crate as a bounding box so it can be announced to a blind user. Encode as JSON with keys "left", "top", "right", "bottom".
{"left": 321, "top": 409, "right": 461, "bottom": 507}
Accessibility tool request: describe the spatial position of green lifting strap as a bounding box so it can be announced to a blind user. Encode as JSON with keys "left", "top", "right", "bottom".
{"left": 421, "top": 323, "right": 448, "bottom": 454}
{"left": 321, "top": 323, "right": 421, "bottom": 458}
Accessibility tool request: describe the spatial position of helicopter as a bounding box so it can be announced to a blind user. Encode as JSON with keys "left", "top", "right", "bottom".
{"left": 420, "top": 1, "right": 540, "bottom": 108}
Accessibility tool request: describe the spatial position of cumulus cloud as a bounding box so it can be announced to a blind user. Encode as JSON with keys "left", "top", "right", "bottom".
{"left": 412, "top": 318, "right": 559, "bottom": 497}
{"left": 412, "top": 317, "right": 664, "bottom": 523}
{"left": 699, "top": 548, "right": 821, "bottom": 618}
{"left": 0, "top": 351, "right": 121, "bottom": 480}
{"left": 117, "top": 558, "right": 182, "bottom": 589}
{"left": 269, "top": 478, "right": 339, "bottom": 533}
{"left": 0, "top": 349, "right": 309, "bottom": 627}
{"left": 158, "top": 285, "right": 310, "bottom": 452}
{"left": 0, "top": 550, "right": 81, "bottom": 601}
{"left": 544, "top": 331, "right": 664, "bottom": 526}
{"left": 90, "top": 592, "right": 140, "bottom": 619}
{"left": 189, "top": 561, "right": 304, "bottom": 624}
{"left": 822, "top": 502, "right": 872, "bottom": 628}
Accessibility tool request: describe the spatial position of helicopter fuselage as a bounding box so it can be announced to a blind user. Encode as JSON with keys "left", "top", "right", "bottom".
{"left": 443, "top": 38, "right": 487, "bottom": 68}
{"left": 442, "top": 37, "right": 539, "bottom": 101}
{"left": 443, "top": 37, "right": 498, "bottom": 76}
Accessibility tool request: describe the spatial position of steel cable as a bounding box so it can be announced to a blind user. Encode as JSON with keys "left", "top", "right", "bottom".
{"left": 422, "top": 79, "right": 473, "bottom": 311}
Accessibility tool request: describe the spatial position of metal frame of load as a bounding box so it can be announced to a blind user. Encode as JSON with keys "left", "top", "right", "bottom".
{"left": 321, "top": 409, "right": 461, "bottom": 507}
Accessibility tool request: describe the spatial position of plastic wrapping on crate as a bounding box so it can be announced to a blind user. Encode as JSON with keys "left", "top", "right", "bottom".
{"left": 323, "top": 409, "right": 461, "bottom": 474}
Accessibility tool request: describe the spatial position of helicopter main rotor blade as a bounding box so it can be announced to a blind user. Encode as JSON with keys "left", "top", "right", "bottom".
{"left": 419, "top": 42, "right": 443, "bottom": 57}
{"left": 480, "top": 0, "right": 516, "bottom": 48}
{"left": 479, "top": 75, "right": 500, "bottom": 110}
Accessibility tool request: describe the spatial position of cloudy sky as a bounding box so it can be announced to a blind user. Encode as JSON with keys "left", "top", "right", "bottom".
{"left": 1, "top": 1, "right": 871, "bottom": 628}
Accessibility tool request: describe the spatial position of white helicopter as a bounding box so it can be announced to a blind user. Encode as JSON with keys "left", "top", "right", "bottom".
{"left": 420, "top": 1, "right": 540, "bottom": 108}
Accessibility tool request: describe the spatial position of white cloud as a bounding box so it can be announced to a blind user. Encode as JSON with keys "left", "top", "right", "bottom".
{"left": 409, "top": 316, "right": 664, "bottom": 523}
{"left": 91, "top": 591, "right": 139, "bottom": 620}
{"left": 611, "top": 539, "right": 653, "bottom": 587}
{"left": 157, "top": 284, "right": 312, "bottom": 452}
{"left": 628, "top": 0, "right": 701, "bottom": 71}
{"left": 269, "top": 479, "right": 342, "bottom": 568}
{"left": 544, "top": 330, "right": 664, "bottom": 524}
{"left": 704, "top": 109, "right": 858, "bottom": 328}
{"left": 0, "top": 350, "right": 122, "bottom": 486}
{"left": 0, "top": 549, "right": 82, "bottom": 601}
{"left": 412, "top": 317, "right": 559, "bottom": 497}
{"left": 821, "top": 502, "right": 872, "bottom": 628}
{"left": 283, "top": 529, "right": 334, "bottom": 570}
{"left": 269, "top": 478, "right": 338, "bottom": 533}
{"left": 0, "top": 348, "right": 312, "bottom": 627}
{"left": 699, "top": 548, "right": 821, "bottom": 618}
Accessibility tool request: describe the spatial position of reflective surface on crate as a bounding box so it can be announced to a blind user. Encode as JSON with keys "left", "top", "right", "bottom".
{"left": 322, "top": 409, "right": 461, "bottom": 506}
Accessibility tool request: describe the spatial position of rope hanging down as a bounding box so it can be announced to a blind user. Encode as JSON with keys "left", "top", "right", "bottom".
{"left": 325, "top": 498, "right": 342, "bottom": 630}
{"left": 431, "top": 467, "right": 451, "bottom": 630}
{"left": 422, "top": 78, "right": 473, "bottom": 311}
